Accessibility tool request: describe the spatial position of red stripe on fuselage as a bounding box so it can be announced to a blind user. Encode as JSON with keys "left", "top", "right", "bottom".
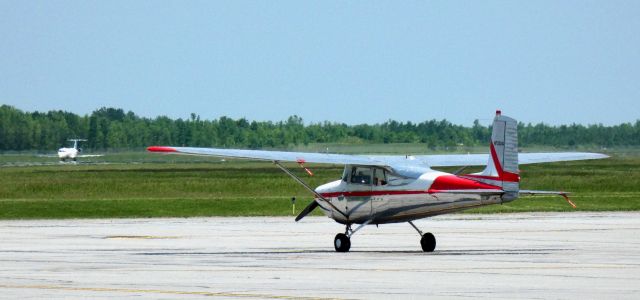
{"left": 320, "top": 190, "right": 428, "bottom": 198}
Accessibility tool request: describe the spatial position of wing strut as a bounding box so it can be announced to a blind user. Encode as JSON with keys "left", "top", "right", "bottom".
{"left": 273, "top": 161, "right": 348, "bottom": 220}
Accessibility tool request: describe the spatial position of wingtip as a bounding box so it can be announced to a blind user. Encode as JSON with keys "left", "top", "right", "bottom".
{"left": 591, "top": 153, "right": 610, "bottom": 159}
{"left": 147, "top": 146, "right": 177, "bottom": 153}
{"left": 577, "top": 152, "right": 610, "bottom": 159}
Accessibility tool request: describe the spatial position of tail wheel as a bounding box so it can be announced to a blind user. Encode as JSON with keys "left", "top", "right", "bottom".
{"left": 420, "top": 232, "right": 436, "bottom": 252}
{"left": 334, "top": 233, "right": 351, "bottom": 252}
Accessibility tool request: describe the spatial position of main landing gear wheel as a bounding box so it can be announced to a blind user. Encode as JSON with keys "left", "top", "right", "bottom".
{"left": 420, "top": 232, "right": 436, "bottom": 252}
{"left": 334, "top": 233, "right": 351, "bottom": 252}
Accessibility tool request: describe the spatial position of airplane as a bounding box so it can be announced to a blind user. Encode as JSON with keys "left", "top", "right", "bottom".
{"left": 56, "top": 139, "right": 103, "bottom": 162}
{"left": 147, "top": 111, "right": 608, "bottom": 252}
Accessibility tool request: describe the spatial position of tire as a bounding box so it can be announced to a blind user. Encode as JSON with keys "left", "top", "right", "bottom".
{"left": 420, "top": 232, "right": 436, "bottom": 252}
{"left": 334, "top": 233, "right": 351, "bottom": 252}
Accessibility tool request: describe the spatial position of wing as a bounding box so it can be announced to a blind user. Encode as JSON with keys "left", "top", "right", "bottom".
{"left": 147, "top": 146, "right": 607, "bottom": 167}
{"left": 146, "top": 146, "right": 387, "bottom": 166}
{"left": 517, "top": 152, "right": 609, "bottom": 164}
{"left": 398, "top": 152, "right": 609, "bottom": 167}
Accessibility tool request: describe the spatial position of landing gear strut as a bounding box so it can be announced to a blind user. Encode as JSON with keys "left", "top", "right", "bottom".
{"left": 409, "top": 221, "right": 436, "bottom": 252}
{"left": 333, "top": 218, "right": 374, "bottom": 252}
{"left": 334, "top": 224, "right": 352, "bottom": 252}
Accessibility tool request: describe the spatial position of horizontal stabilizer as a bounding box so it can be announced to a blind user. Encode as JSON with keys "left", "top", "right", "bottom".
{"left": 519, "top": 190, "right": 570, "bottom": 196}
{"left": 519, "top": 190, "right": 576, "bottom": 208}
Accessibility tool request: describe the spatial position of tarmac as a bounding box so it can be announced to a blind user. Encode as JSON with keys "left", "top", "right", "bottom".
{"left": 1, "top": 212, "right": 639, "bottom": 299}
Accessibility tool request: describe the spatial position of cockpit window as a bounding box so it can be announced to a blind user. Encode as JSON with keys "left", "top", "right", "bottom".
{"left": 350, "top": 166, "right": 372, "bottom": 185}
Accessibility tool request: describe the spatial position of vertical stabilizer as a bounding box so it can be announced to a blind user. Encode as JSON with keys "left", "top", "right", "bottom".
{"left": 464, "top": 111, "right": 520, "bottom": 198}
{"left": 67, "top": 139, "right": 87, "bottom": 151}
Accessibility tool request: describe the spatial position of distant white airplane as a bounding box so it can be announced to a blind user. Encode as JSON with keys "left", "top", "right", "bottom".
{"left": 148, "top": 111, "right": 608, "bottom": 252}
{"left": 56, "top": 139, "right": 103, "bottom": 162}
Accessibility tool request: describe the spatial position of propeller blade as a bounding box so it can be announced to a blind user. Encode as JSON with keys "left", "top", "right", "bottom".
{"left": 295, "top": 200, "right": 320, "bottom": 222}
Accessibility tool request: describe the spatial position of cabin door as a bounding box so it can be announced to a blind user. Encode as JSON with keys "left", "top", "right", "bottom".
{"left": 335, "top": 166, "right": 373, "bottom": 221}
{"left": 370, "top": 167, "right": 389, "bottom": 219}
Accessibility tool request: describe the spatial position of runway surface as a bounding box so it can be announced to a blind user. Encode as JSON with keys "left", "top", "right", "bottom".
{"left": 1, "top": 212, "right": 639, "bottom": 299}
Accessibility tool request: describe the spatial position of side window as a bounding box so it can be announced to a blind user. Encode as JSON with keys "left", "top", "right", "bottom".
{"left": 372, "top": 168, "right": 388, "bottom": 186}
{"left": 350, "top": 166, "right": 372, "bottom": 185}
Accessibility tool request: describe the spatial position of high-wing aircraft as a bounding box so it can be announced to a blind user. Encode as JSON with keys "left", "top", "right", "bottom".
{"left": 148, "top": 111, "right": 608, "bottom": 252}
{"left": 56, "top": 139, "right": 103, "bottom": 162}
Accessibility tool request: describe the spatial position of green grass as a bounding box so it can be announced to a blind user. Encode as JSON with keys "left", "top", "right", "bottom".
{"left": 0, "top": 150, "right": 638, "bottom": 219}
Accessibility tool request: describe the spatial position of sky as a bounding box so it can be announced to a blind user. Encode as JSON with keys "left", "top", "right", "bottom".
{"left": 1, "top": 1, "right": 639, "bottom": 126}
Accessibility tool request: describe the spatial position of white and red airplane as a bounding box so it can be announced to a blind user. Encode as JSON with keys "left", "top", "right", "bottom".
{"left": 148, "top": 111, "right": 607, "bottom": 252}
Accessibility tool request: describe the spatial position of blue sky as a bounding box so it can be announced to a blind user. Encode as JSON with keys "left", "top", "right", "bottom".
{"left": 1, "top": 1, "right": 638, "bottom": 126}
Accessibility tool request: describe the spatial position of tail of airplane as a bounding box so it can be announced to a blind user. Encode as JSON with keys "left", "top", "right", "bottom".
{"left": 68, "top": 139, "right": 87, "bottom": 151}
{"left": 463, "top": 110, "right": 520, "bottom": 200}
{"left": 463, "top": 110, "right": 580, "bottom": 207}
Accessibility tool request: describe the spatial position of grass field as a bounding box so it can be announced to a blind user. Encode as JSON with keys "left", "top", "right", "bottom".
{"left": 0, "top": 149, "right": 638, "bottom": 219}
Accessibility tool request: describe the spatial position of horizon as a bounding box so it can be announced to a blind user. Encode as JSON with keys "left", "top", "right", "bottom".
{"left": 3, "top": 104, "right": 638, "bottom": 128}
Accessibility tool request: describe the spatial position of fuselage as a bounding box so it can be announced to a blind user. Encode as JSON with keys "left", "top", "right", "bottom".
{"left": 314, "top": 165, "right": 508, "bottom": 225}
{"left": 57, "top": 148, "right": 78, "bottom": 159}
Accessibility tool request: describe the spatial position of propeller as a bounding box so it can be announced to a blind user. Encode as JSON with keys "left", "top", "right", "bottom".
{"left": 295, "top": 200, "right": 320, "bottom": 222}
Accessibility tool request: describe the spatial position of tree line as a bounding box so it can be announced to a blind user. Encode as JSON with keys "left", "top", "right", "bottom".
{"left": 0, "top": 105, "right": 638, "bottom": 151}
